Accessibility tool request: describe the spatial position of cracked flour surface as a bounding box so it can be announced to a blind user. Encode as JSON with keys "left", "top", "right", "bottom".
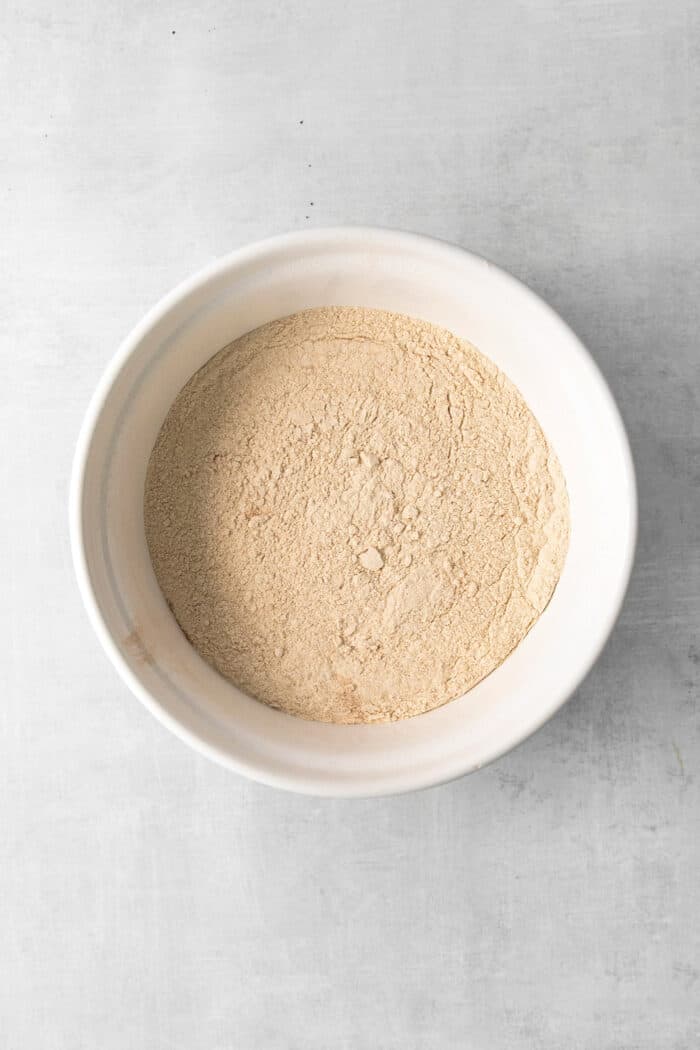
{"left": 145, "top": 307, "right": 570, "bottom": 723}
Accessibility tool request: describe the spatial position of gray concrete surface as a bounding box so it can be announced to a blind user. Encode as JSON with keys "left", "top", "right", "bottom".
{"left": 1, "top": 1, "right": 698, "bottom": 1047}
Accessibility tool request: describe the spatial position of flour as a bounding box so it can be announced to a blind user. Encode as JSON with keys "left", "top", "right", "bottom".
{"left": 144, "top": 307, "right": 570, "bottom": 723}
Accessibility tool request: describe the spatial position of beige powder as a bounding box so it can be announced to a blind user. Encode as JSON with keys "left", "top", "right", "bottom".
{"left": 145, "top": 307, "right": 569, "bottom": 724}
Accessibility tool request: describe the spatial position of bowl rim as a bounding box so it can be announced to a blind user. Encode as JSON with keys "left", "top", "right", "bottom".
{"left": 70, "top": 226, "right": 638, "bottom": 796}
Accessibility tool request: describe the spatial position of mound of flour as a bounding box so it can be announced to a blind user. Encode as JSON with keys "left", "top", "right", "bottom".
{"left": 145, "top": 307, "right": 569, "bottom": 723}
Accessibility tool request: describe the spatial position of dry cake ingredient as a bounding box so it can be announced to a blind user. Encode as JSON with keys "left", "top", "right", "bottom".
{"left": 145, "top": 307, "right": 570, "bottom": 724}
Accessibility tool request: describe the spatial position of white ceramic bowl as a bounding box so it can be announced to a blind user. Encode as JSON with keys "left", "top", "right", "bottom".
{"left": 70, "top": 228, "right": 636, "bottom": 797}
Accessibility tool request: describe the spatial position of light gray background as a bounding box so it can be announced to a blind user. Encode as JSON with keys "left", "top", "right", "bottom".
{"left": 1, "top": 1, "right": 698, "bottom": 1047}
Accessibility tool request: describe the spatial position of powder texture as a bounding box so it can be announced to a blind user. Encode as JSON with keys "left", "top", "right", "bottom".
{"left": 145, "top": 307, "right": 569, "bottom": 724}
